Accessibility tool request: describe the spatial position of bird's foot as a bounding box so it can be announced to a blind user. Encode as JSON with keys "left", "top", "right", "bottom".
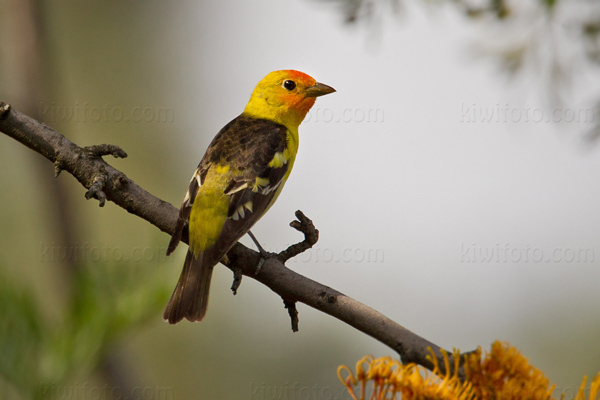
{"left": 247, "top": 230, "right": 276, "bottom": 275}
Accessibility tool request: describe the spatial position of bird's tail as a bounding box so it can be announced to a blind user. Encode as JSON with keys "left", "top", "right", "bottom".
{"left": 163, "top": 250, "right": 214, "bottom": 324}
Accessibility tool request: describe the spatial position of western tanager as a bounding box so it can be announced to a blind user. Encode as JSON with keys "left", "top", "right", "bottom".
{"left": 164, "top": 70, "right": 335, "bottom": 324}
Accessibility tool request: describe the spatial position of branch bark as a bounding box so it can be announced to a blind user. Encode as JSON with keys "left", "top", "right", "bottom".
{"left": 0, "top": 101, "right": 473, "bottom": 375}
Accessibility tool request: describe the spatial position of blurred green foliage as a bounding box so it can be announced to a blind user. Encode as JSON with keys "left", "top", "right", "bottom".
{"left": 0, "top": 260, "right": 170, "bottom": 400}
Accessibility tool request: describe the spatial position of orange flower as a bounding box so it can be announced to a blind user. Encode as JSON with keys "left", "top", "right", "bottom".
{"left": 337, "top": 351, "right": 471, "bottom": 400}
{"left": 575, "top": 373, "right": 600, "bottom": 400}
{"left": 338, "top": 341, "right": 600, "bottom": 400}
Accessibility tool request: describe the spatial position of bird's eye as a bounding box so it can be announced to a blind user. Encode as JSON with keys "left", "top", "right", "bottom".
{"left": 283, "top": 80, "right": 296, "bottom": 91}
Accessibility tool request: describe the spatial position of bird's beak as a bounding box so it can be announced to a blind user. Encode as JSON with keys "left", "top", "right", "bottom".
{"left": 305, "top": 82, "right": 336, "bottom": 97}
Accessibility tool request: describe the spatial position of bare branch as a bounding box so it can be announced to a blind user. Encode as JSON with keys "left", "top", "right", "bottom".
{"left": 0, "top": 102, "right": 473, "bottom": 375}
{"left": 278, "top": 210, "right": 319, "bottom": 262}
{"left": 0, "top": 101, "right": 177, "bottom": 235}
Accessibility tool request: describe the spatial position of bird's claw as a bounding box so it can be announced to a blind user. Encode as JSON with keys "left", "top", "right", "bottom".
{"left": 247, "top": 230, "right": 276, "bottom": 275}
{"left": 254, "top": 249, "right": 276, "bottom": 275}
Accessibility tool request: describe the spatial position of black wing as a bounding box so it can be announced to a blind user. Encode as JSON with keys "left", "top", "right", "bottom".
{"left": 166, "top": 163, "right": 208, "bottom": 255}
{"left": 167, "top": 115, "right": 289, "bottom": 257}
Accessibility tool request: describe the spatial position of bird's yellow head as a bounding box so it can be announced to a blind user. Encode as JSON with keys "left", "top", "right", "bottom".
{"left": 243, "top": 70, "right": 335, "bottom": 130}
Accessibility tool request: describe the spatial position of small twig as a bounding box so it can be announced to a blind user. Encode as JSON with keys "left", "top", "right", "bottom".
{"left": 84, "top": 166, "right": 108, "bottom": 207}
{"left": 278, "top": 210, "right": 319, "bottom": 262}
{"left": 0, "top": 102, "right": 11, "bottom": 118}
{"left": 230, "top": 263, "right": 243, "bottom": 295}
{"left": 84, "top": 144, "right": 128, "bottom": 159}
{"left": 81, "top": 146, "right": 127, "bottom": 206}
{"left": 283, "top": 299, "right": 299, "bottom": 332}
{"left": 54, "top": 156, "right": 65, "bottom": 177}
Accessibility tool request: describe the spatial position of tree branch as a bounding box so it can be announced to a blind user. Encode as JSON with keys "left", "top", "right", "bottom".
{"left": 0, "top": 101, "right": 473, "bottom": 375}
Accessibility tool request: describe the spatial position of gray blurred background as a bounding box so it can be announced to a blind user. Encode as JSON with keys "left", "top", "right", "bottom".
{"left": 1, "top": 0, "right": 599, "bottom": 399}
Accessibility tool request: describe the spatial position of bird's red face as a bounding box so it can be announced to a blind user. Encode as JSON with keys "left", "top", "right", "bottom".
{"left": 244, "top": 70, "right": 336, "bottom": 129}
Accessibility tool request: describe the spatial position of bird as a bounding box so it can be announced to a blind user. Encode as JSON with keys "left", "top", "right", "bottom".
{"left": 164, "top": 70, "right": 335, "bottom": 324}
